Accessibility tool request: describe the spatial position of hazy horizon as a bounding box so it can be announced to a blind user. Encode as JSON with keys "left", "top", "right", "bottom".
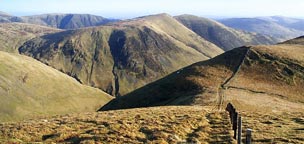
{"left": 1, "top": 0, "right": 304, "bottom": 19}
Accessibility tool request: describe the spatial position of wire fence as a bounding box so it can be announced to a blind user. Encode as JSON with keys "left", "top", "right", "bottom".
{"left": 226, "top": 103, "right": 252, "bottom": 144}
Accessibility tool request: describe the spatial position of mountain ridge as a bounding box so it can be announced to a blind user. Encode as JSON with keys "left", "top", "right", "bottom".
{"left": 0, "top": 12, "right": 117, "bottom": 29}
{"left": 19, "top": 13, "right": 223, "bottom": 96}
{"left": 21, "top": 13, "right": 118, "bottom": 29}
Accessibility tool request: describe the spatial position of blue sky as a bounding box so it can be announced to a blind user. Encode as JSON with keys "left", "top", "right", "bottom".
{"left": 1, "top": 0, "right": 304, "bottom": 19}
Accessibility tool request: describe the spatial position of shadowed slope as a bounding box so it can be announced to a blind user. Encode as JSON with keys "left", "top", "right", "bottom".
{"left": 100, "top": 40, "right": 304, "bottom": 111}
{"left": 175, "top": 14, "right": 278, "bottom": 51}
{"left": 0, "top": 51, "right": 113, "bottom": 122}
{"left": 100, "top": 47, "right": 247, "bottom": 110}
{"left": 19, "top": 13, "right": 223, "bottom": 96}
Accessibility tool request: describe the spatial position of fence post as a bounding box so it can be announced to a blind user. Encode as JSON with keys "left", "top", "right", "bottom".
{"left": 246, "top": 129, "right": 252, "bottom": 144}
{"left": 233, "top": 112, "right": 238, "bottom": 139}
{"left": 237, "top": 115, "right": 242, "bottom": 144}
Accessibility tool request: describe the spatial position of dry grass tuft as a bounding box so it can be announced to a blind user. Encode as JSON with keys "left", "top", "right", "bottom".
{"left": 241, "top": 111, "right": 304, "bottom": 143}
{"left": 0, "top": 106, "right": 234, "bottom": 143}
{"left": 0, "top": 106, "right": 303, "bottom": 143}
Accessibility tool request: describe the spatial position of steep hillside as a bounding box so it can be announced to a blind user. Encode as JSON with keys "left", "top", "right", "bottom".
{"left": 100, "top": 42, "right": 304, "bottom": 112}
{"left": 219, "top": 18, "right": 304, "bottom": 41}
{"left": 19, "top": 13, "right": 223, "bottom": 96}
{"left": 0, "top": 22, "right": 61, "bottom": 52}
{"left": 0, "top": 51, "right": 113, "bottom": 122}
{"left": 175, "top": 15, "right": 278, "bottom": 51}
{"left": 21, "top": 14, "right": 117, "bottom": 29}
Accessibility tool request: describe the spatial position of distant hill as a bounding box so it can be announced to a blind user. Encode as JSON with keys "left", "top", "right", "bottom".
{"left": 0, "top": 11, "right": 22, "bottom": 23}
{"left": 258, "top": 16, "right": 304, "bottom": 31}
{"left": 100, "top": 39, "right": 304, "bottom": 111}
{"left": 0, "top": 11, "right": 11, "bottom": 17}
{"left": 19, "top": 13, "right": 223, "bottom": 96}
{"left": 219, "top": 17, "right": 304, "bottom": 41}
{"left": 21, "top": 14, "right": 117, "bottom": 29}
{"left": 0, "top": 51, "right": 113, "bottom": 122}
{"left": 0, "top": 22, "right": 61, "bottom": 52}
{"left": 175, "top": 15, "right": 278, "bottom": 51}
{"left": 0, "top": 12, "right": 117, "bottom": 29}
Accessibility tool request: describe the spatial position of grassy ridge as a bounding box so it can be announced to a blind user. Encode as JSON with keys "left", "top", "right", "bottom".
{"left": 0, "top": 51, "right": 113, "bottom": 122}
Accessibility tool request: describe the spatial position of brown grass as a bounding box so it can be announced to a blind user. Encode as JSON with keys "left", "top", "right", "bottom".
{"left": 0, "top": 106, "right": 303, "bottom": 143}
{"left": 241, "top": 111, "right": 304, "bottom": 143}
{"left": 0, "top": 106, "right": 234, "bottom": 143}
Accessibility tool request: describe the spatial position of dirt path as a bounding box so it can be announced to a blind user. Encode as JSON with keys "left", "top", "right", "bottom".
{"left": 217, "top": 48, "right": 250, "bottom": 110}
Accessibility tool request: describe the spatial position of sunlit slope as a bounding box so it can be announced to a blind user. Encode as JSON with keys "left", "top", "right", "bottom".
{"left": 0, "top": 51, "right": 113, "bottom": 122}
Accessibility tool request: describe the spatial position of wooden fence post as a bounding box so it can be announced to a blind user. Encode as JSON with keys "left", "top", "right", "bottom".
{"left": 237, "top": 115, "right": 242, "bottom": 144}
{"left": 246, "top": 129, "right": 252, "bottom": 144}
{"left": 233, "top": 112, "right": 238, "bottom": 139}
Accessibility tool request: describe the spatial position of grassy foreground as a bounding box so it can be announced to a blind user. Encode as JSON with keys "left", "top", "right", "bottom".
{"left": 0, "top": 106, "right": 303, "bottom": 143}
{"left": 0, "top": 106, "right": 233, "bottom": 143}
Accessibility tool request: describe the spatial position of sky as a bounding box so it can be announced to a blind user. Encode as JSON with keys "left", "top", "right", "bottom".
{"left": 1, "top": 0, "right": 304, "bottom": 19}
